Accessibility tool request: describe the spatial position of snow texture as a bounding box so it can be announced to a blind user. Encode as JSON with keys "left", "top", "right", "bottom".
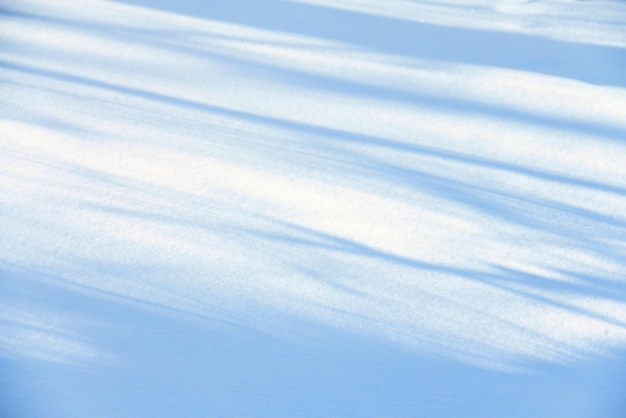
{"left": 1, "top": 0, "right": 626, "bottom": 416}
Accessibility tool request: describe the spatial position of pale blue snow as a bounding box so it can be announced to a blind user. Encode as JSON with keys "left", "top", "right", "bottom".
{"left": 1, "top": 0, "right": 626, "bottom": 416}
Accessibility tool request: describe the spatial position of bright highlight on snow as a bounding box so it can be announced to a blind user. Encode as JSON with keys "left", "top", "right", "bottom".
{"left": 2, "top": 0, "right": 626, "bottom": 416}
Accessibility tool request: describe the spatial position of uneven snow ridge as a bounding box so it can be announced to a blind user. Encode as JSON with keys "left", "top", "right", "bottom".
{"left": 2, "top": 0, "right": 626, "bottom": 416}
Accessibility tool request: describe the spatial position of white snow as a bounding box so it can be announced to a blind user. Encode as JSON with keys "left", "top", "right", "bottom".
{"left": 2, "top": 0, "right": 626, "bottom": 416}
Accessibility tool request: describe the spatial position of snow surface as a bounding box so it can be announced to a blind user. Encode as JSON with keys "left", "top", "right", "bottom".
{"left": 1, "top": 0, "right": 626, "bottom": 416}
